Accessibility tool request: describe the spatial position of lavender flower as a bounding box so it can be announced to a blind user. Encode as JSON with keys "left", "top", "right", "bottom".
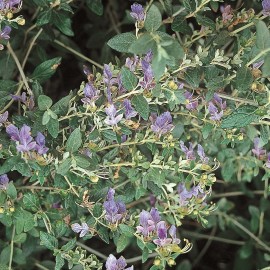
{"left": 144, "top": 50, "right": 153, "bottom": 63}
{"left": 253, "top": 60, "right": 264, "bottom": 69}
{"left": 262, "top": 0, "right": 270, "bottom": 16}
{"left": 103, "top": 188, "right": 126, "bottom": 224}
{"left": 35, "top": 132, "right": 49, "bottom": 155}
{"left": 184, "top": 91, "right": 198, "bottom": 111}
{"left": 11, "top": 92, "right": 35, "bottom": 110}
{"left": 153, "top": 221, "right": 172, "bottom": 247}
{"left": 180, "top": 141, "right": 196, "bottom": 160}
{"left": 125, "top": 55, "right": 139, "bottom": 72}
{"left": 208, "top": 102, "right": 223, "bottom": 121}
{"left": 103, "top": 64, "right": 113, "bottom": 103}
{"left": 81, "top": 82, "right": 99, "bottom": 106}
{"left": 71, "top": 222, "right": 89, "bottom": 238}
{"left": 213, "top": 93, "right": 226, "bottom": 110}
{"left": 169, "top": 225, "right": 181, "bottom": 244}
{"left": 123, "top": 99, "right": 137, "bottom": 119}
{"left": 177, "top": 183, "right": 193, "bottom": 206}
{"left": 105, "top": 254, "right": 133, "bottom": 270}
{"left": 151, "top": 112, "right": 174, "bottom": 137}
{"left": 0, "top": 26, "right": 11, "bottom": 40}
{"left": 0, "top": 174, "right": 9, "bottom": 190}
{"left": 117, "top": 75, "right": 126, "bottom": 94}
{"left": 0, "top": 0, "right": 21, "bottom": 10}
{"left": 104, "top": 104, "right": 123, "bottom": 126}
{"left": 0, "top": 111, "right": 8, "bottom": 127}
{"left": 221, "top": 5, "right": 233, "bottom": 23}
{"left": 130, "top": 3, "right": 145, "bottom": 22}
{"left": 252, "top": 137, "right": 266, "bottom": 159}
{"left": 140, "top": 60, "right": 155, "bottom": 90}
{"left": 197, "top": 144, "right": 209, "bottom": 163}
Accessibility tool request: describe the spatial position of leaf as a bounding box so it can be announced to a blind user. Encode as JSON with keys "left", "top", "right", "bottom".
{"left": 144, "top": 4, "right": 162, "bottom": 32}
{"left": 262, "top": 53, "right": 270, "bottom": 77}
{"left": 107, "top": 32, "right": 136, "bottom": 53}
{"left": 36, "top": 10, "right": 53, "bottom": 26}
{"left": 196, "top": 14, "right": 216, "bottom": 30}
{"left": 256, "top": 21, "right": 270, "bottom": 51}
{"left": 38, "top": 95, "right": 53, "bottom": 110}
{"left": 40, "top": 231, "right": 58, "bottom": 251}
{"left": 234, "top": 66, "right": 253, "bottom": 91}
{"left": 66, "top": 128, "right": 82, "bottom": 153}
{"left": 14, "top": 233, "right": 27, "bottom": 244}
{"left": 98, "top": 226, "right": 109, "bottom": 244}
{"left": 62, "top": 238, "right": 77, "bottom": 252}
{"left": 55, "top": 254, "right": 65, "bottom": 270}
{"left": 183, "top": 0, "right": 196, "bottom": 13}
{"left": 184, "top": 68, "right": 201, "bottom": 88}
{"left": 53, "top": 12, "right": 74, "bottom": 36}
{"left": 86, "top": 0, "right": 103, "bottom": 15}
{"left": 31, "top": 57, "right": 62, "bottom": 83}
{"left": 47, "top": 118, "right": 59, "bottom": 138}
{"left": 171, "top": 14, "right": 192, "bottom": 35}
{"left": 129, "top": 33, "right": 156, "bottom": 55}
{"left": 142, "top": 247, "right": 149, "bottom": 263}
{"left": 51, "top": 91, "right": 73, "bottom": 115}
{"left": 119, "top": 224, "right": 135, "bottom": 237}
{"left": 221, "top": 106, "right": 258, "bottom": 129}
{"left": 121, "top": 67, "right": 138, "bottom": 91}
{"left": 23, "top": 193, "right": 41, "bottom": 211}
{"left": 116, "top": 234, "right": 130, "bottom": 253}
{"left": 131, "top": 94, "right": 149, "bottom": 120}
{"left": 57, "top": 158, "right": 72, "bottom": 176}
{"left": 6, "top": 182, "right": 17, "bottom": 200}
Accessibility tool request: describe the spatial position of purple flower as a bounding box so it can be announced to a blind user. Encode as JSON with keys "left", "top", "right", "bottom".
{"left": 197, "top": 144, "right": 209, "bottom": 163}
{"left": 0, "top": 174, "right": 9, "bottom": 190}
{"left": 11, "top": 92, "right": 35, "bottom": 110}
{"left": 262, "top": 0, "right": 270, "bottom": 16}
{"left": 266, "top": 153, "right": 270, "bottom": 168}
{"left": 105, "top": 254, "right": 133, "bottom": 270}
{"left": 208, "top": 102, "right": 223, "bottom": 121}
{"left": 34, "top": 132, "right": 49, "bottom": 155}
{"left": 253, "top": 60, "right": 264, "bottom": 69}
{"left": 177, "top": 183, "right": 193, "bottom": 206}
{"left": 0, "top": 111, "right": 8, "bottom": 127}
{"left": 71, "top": 222, "right": 89, "bottom": 238}
{"left": 81, "top": 82, "right": 99, "bottom": 105}
{"left": 169, "top": 225, "right": 181, "bottom": 244}
{"left": 103, "top": 188, "right": 126, "bottom": 224}
{"left": 123, "top": 99, "right": 137, "bottom": 119}
{"left": 0, "top": 0, "right": 21, "bottom": 10}
{"left": 252, "top": 137, "right": 266, "bottom": 159}
{"left": 130, "top": 3, "right": 145, "bottom": 22}
{"left": 117, "top": 75, "right": 127, "bottom": 94}
{"left": 221, "top": 5, "right": 233, "bottom": 23}
{"left": 213, "top": 93, "right": 226, "bottom": 110}
{"left": 104, "top": 104, "right": 123, "bottom": 126}
{"left": 151, "top": 112, "right": 174, "bottom": 137}
{"left": 140, "top": 60, "right": 155, "bottom": 90}
{"left": 153, "top": 221, "right": 172, "bottom": 247}
{"left": 144, "top": 50, "right": 153, "bottom": 63}
{"left": 180, "top": 141, "right": 196, "bottom": 160}
{"left": 184, "top": 91, "right": 198, "bottom": 111}
{"left": 0, "top": 26, "right": 11, "bottom": 40}
{"left": 149, "top": 194, "right": 156, "bottom": 207}
{"left": 125, "top": 55, "right": 139, "bottom": 72}
{"left": 6, "top": 124, "right": 36, "bottom": 153}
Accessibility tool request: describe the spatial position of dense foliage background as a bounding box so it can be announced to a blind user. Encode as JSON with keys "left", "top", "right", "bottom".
{"left": 1, "top": 0, "right": 270, "bottom": 269}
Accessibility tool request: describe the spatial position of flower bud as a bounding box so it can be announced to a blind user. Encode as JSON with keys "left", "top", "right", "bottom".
{"left": 0, "top": 208, "right": 4, "bottom": 214}
{"left": 9, "top": 207, "right": 15, "bottom": 212}
{"left": 90, "top": 175, "right": 99, "bottom": 183}
{"left": 168, "top": 80, "right": 178, "bottom": 90}
{"left": 6, "top": 12, "right": 13, "bottom": 19}
{"left": 154, "top": 259, "right": 161, "bottom": 266}
{"left": 238, "top": 133, "right": 244, "bottom": 141}
{"left": 17, "top": 18, "right": 25, "bottom": 26}
{"left": 168, "top": 258, "right": 176, "bottom": 266}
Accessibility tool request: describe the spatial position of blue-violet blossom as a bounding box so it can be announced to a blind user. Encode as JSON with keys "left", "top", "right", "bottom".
{"left": 140, "top": 60, "right": 155, "bottom": 90}
{"left": 0, "top": 111, "right": 8, "bottom": 127}
{"left": 180, "top": 141, "right": 196, "bottom": 160}
{"left": 262, "top": 0, "right": 270, "bottom": 16}
{"left": 252, "top": 137, "right": 266, "bottom": 159}
{"left": 71, "top": 222, "right": 89, "bottom": 238}
{"left": 0, "top": 174, "right": 9, "bottom": 190}
{"left": 123, "top": 99, "right": 137, "bottom": 119}
{"left": 104, "top": 104, "right": 123, "bottom": 126}
{"left": 130, "top": 3, "right": 145, "bottom": 22}
{"left": 81, "top": 82, "right": 99, "bottom": 106}
{"left": 151, "top": 112, "right": 174, "bottom": 137}
{"left": 105, "top": 254, "right": 133, "bottom": 270}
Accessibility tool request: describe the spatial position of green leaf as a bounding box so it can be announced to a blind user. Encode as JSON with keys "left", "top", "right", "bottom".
{"left": 62, "top": 238, "right": 77, "bottom": 252}
{"left": 86, "top": 0, "right": 103, "bottom": 15}
{"left": 42, "top": 111, "right": 50, "bottom": 125}
{"left": 256, "top": 21, "right": 270, "bottom": 51}
{"left": 47, "top": 118, "right": 59, "bottom": 138}
{"left": 55, "top": 254, "right": 65, "bottom": 270}
{"left": 234, "top": 67, "right": 253, "bottom": 91}
{"left": 183, "top": 0, "right": 196, "bottom": 13}
{"left": 121, "top": 67, "right": 138, "bottom": 91}
{"left": 184, "top": 68, "right": 201, "bottom": 88}
{"left": 66, "top": 128, "right": 82, "bottom": 153}
{"left": 6, "top": 182, "right": 17, "bottom": 199}
{"left": 74, "top": 155, "right": 90, "bottom": 168}
{"left": 129, "top": 33, "right": 156, "bottom": 55}
{"left": 51, "top": 91, "right": 73, "bottom": 115}
{"left": 14, "top": 233, "right": 27, "bottom": 244}
{"left": 131, "top": 94, "right": 149, "bottom": 120}
{"left": 119, "top": 224, "right": 135, "bottom": 237}
{"left": 107, "top": 32, "right": 136, "bottom": 53}
{"left": 57, "top": 158, "right": 72, "bottom": 176}
{"left": 221, "top": 106, "right": 258, "bottom": 129}
{"left": 142, "top": 247, "right": 149, "bottom": 263}
{"left": 171, "top": 14, "right": 192, "bottom": 35}
{"left": 23, "top": 193, "right": 41, "bottom": 211}
{"left": 249, "top": 206, "right": 260, "bottom": 233}
{"left": 36, "top": 10, "right": 53, "bottom": 26}
{"left": 40, "top": 231, "right": 58, "bottom": 250}
{"left": 262, "top": 53, "right": 270, "bottom": 77}
{"left": 53, "top": 12, "right": 74, "bottom": 36}
{"left": 31, "top": 57, "right": 62, "bottom": 83}
{"left": 97, "top": 226, "right": 109, "bottom": 244}
{"left": 144, "top": 5, "right": 162, "bottom": 32}
{"left": 116, "top": 234, "right": 130, "bottom": 253}
{"left": 196, "top": 14, "right": 216, "bottom": 30}
{"left": 38, "top": 95, "right": 53, "bottom": 110}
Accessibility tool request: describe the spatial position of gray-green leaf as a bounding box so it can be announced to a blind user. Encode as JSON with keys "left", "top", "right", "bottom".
{"left": 66, "top": 128, "right": 82, "bottom": 153}
{"left": 107, "top": 32, "right": 136, "bottom": 53}
{"left": 131, "top": 95, "right": 149, "bottom": 120}
{"left": 144, "top": 5, "right": 162, "bottom": 32}
{"left": 121, "top": 67, "right": 138, "bottom": 91}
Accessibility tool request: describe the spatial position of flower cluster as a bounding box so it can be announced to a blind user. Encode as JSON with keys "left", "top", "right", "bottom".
{"left": 103, "top": 188, "right": 126, "bottom": 225}
{"left": 130, "top": 3, "right": 145, "bottom": 24}
{"left": 151, "top": 112, "right": 174, "bottom": 137}
{"left": 208, "top": 94, "right": 226, "bottom": 121}
{"left": 180, "top": 141, "right": 209, "bottom": 164}
{"left": 0, "top": 111, "right": 8, "bottom": 127}
{"left": 262, "top": 0, "right": 270, "bottom": 16}
{"left": 0, "top": 26, "right": 11, "bottom": 50}
{"left": 6, "top": 124, "right": 48, "bottom": 154}
{"left": 0, "top": 174, "right": 9, "bottom": 190}
{"left": 252, "top": 137, "right": 270, "bottom": 168}
{"left": 105, "top": 254, "right": 133, "bottom": 270}
{"left": 71, "top": 222, "right": 89, "bottom": 238}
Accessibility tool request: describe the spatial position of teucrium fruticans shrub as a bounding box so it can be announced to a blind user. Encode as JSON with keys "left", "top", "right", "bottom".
{"left": 1, "top": 0, "right": 270, "bottom": 269}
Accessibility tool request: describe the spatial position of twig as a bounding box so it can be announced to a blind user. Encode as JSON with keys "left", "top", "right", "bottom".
{"left": 8, "top": 226, "right": 15, "bottom": 270}
{"left": 126, "top": 252, "right": 158, "bottom": 264}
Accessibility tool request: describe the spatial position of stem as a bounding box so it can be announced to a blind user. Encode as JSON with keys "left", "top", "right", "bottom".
{"left": 62, "top": 237, "right": 108, "bottom": 260}
{"left": 221, "top": 213, "right": 270, "bottom": 253}
{"left": 54, "top": 39, "right": 103, "bottom": 69}
{"left": 258, "top": 178, "right": 269, "bottom": 238}
{"left": 35, "top": 263, "right": 50, "bottom": 270}
{"left": 7, "top": 42, "right": 32, "bottom": 95}
{"left": 17, "top": 185, "right": 62, "bottom": 191}
{"left": 64, "top": 176, "right": 80, "bottom": 197}
{"left": 186, "top": 0, "right": 211, "bottom": 18}
{"left": 8, "top": 226, "right": 15, "bottom": 270}
{"left": 126, "top": 252, "right": 158, "bottom": 264}
{"left": 247, "top": 47, "right": 270, "bottom": 67}
{"left": 211, "top": 190, "right": 264, "bottom": 198}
